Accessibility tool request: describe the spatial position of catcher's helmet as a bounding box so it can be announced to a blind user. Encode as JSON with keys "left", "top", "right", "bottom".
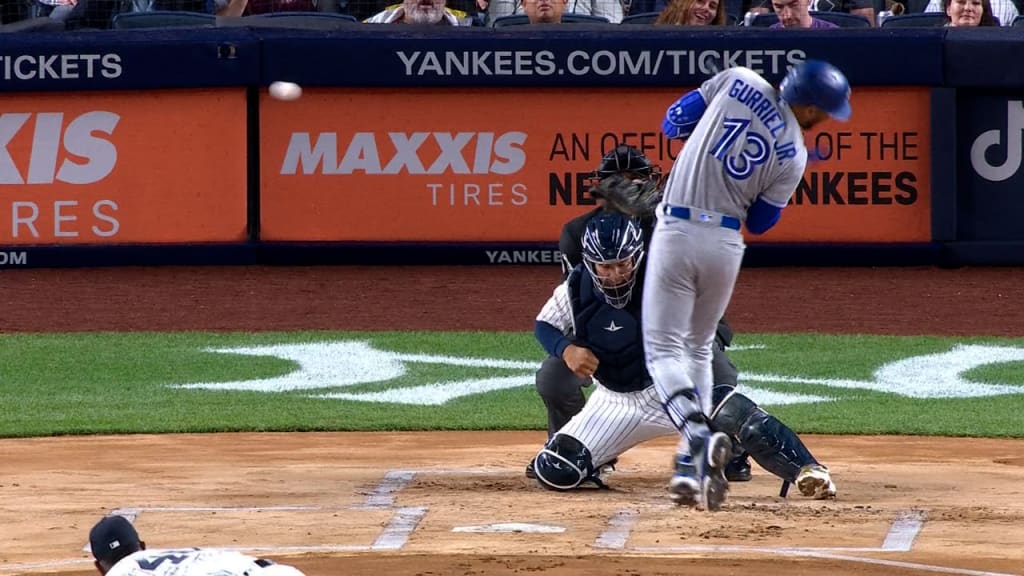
{"left": 594, "top": 145, "right": 661, "bottom": 181}
{"left": 581, "top": 212, "right": 645, "bottom": 309}
{"left": 779, "top": 60, "right": 851, "bottom": 121}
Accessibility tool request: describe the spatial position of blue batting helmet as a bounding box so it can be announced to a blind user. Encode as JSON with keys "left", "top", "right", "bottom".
{"left": 780, "top": 60, "right": 851, "bottom": 121}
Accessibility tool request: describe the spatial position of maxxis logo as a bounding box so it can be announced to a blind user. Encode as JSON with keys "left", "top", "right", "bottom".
{"left": 0, "top": 111, "right": 120, "bottom": 185}
{"left": 970, "top": 100, "right": 1024, "bottom": 183}
{"left": 169, "top": 341, "right": 1024, "bottom": 406}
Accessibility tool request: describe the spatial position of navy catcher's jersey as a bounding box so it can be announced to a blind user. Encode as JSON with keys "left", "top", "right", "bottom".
{"left": 567, "top": 268, "right": 651, "bottom": 393}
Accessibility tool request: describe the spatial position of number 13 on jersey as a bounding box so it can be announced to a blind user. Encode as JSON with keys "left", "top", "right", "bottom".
{"left": 710, "top": 117, "right": 797, "bottom": 180}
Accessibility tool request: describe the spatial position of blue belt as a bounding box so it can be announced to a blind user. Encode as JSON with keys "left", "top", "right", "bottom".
{"left": 663, "top": 205, "right": 742, "bottom": 231}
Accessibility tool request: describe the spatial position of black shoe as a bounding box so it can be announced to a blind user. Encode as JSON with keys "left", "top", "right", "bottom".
{"left": 525, "top": 458, "right": 537, "bottom": 480}
{"left": 725, "top": 453, "right": 752, "bottom": 482}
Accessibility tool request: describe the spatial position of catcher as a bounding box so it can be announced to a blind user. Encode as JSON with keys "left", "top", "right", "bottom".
{"left": 528, "top": 153, "right": 836, "bottom": 501}
{"left": 534, "top": 145, "right": 753, "bottom": 481}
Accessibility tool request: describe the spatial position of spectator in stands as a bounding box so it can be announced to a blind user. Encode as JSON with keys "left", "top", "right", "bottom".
{"left": 769, "top": 0, "right": 837, "bottom": 25}
{"left": 654, "top": 0, "right": 727, "bottom": 24}
{"left": 365, "top": 0, "right": 470, "bottom": 22}
{"left": 924, "top": 0, "right": 1008, "bottom": 24}
{"left": 487, "top": 0, "right": 623, "bottom": 23}
{"left": 808, "top": 0, "right": 873, "bottom": 24}
{"left": 34, "top": 0, "right": 77, "bottom": 21}
{"left": 523, "top": 0, "right": 569, "bottom": 21}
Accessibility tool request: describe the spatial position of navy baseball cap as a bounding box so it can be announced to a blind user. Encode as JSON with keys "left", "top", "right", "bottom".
{"left": 89, "top": 515, "right": 142, "bottom": 566}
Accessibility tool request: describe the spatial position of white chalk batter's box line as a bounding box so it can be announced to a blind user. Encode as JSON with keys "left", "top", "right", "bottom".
{"left": 4, "top": 468, "right": 1018, "bottom": 576}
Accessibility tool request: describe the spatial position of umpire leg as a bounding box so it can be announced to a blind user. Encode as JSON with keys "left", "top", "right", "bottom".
{"left": 536, "top": 355, "right": 589, "bottom": 437}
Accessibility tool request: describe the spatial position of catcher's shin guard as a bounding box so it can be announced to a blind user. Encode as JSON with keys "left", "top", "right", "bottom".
{"left": 710, "top": 390, "right": 818, "bottom": 483}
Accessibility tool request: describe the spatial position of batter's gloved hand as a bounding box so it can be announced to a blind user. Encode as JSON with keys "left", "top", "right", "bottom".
{"left": 590, "top": 174, "right": 664, "bottom": 219}
{"left": 562, "top": 344, "right": 599, "bottom": 379}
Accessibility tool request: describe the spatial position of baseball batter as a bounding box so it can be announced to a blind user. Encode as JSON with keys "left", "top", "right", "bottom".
{"left": 530, "top": 191, "right": 837, "bottom": 500}
{"left": 643, "top": 60, "right": 851, "bottom": 510}
{"left": 89, "top": 515, "right": 305, "bottom": 576}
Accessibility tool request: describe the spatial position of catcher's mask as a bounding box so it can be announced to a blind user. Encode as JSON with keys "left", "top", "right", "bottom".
{"left": 587, "top": 145, "right": 662, "bottom": 190}
{"left": 581, "top": 212, "right": 645, "bottom": 309}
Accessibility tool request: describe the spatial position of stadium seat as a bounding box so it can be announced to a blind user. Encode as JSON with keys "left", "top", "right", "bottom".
{"left": 491, "top": 12, "right": 610, "bottom": 25}
{"left": 746, "top": 10, "right": 870, "bottom": 26}
{"left": 0, "top": 15, "right": 65, "bottom": 30}
{"left": 132, "top": 0, "right": 207, "bottom": 10}
{"left": 620, "top": 10, "right": 659, "bottom": 23}
{"left": 879, "top": 11, "right": 947, "bottom": 25}
{"left": 112, "top": 9, "right": 215, "bottom": 26}
{"left": 745, "top": 11, "right": 776, "bottom": 25}
{"left": 815, "top": 10, "right": 871, "bottom": 25}
{"left": 241, "top": 10, "right": 356, "bottom": 26}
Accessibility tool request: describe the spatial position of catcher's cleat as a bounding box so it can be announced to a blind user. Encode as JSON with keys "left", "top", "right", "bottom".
{"left": 796, "top": 464, "right": 837, "bottom": 499}
{"left": 725, "top": 453, "right": 752, "bottom": 482}
{"left": 525, "top": 458, "right": 537, "bottom": 480}
{"left": 700, "top": 432, "right": 732, "bottom": 512}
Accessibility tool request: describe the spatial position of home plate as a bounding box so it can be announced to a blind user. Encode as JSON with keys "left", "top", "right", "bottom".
{"left": 452, "top": 523, "right": 566, "bottom": 534}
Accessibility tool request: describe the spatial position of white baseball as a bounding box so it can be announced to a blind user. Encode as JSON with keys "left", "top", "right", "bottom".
{"left": 269, "top": 81, "right": 302, "bottom": 101}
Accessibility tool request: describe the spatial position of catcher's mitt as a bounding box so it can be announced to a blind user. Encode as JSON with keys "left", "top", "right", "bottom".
{"left": 589, "top": 174, "right": 664, "bottom": 218}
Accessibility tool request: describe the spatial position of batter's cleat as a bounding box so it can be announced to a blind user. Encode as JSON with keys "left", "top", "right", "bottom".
{"left": 525, "top": 458, "right": 537, "bottom": 480}
{"left": 698, "top": 432, "right": 732, "bottom": 512}
{"left": 725, "top": 453, "right": 752, "bottom": 482}
{"left": 668, "top": 456, "right": 700, "bottom": 507}
{"left": 796, "top": 464, "right": 837, "bottom": 500}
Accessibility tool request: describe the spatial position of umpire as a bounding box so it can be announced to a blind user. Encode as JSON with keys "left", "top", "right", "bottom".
{"left": 528, "top": 145, "right": 752, "bottom": 482}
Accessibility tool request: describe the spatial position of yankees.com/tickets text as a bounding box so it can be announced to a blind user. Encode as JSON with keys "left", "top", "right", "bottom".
{"left": 396, "top": 49, "right": 806, "bottom": 77}
{"left": 0, "top": 54, "right": 122, "bottom": 81}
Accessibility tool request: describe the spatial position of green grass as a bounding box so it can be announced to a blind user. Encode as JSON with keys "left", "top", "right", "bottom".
{"left": 1, "top": 331, "right": 1023, "bottom": 438}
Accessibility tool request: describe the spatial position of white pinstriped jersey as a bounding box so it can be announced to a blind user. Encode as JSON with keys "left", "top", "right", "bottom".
{"left": 661, "top": 67, "right": 809, "bottom": 219}
{"left": 536, "top": 281, "right": 574, "bottom": 337}
{"left": 105, "top": 549, "right": 305, "bottom": 576}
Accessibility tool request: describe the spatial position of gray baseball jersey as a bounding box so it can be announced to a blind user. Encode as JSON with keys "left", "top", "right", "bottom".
{"left": 661, "top": 66, "right": 808, "bottom": 219}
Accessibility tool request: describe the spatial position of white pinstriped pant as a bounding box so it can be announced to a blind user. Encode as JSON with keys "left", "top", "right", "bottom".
{"left": 557, "top": 384, "right": 677, "bottom": 469}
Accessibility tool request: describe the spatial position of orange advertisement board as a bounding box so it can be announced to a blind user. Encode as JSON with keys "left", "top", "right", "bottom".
{"left": 260, "top": 87, "right": 930, "bottom": 244}
{"left": 0, "top": 90, "right": 247, "bottom": 245}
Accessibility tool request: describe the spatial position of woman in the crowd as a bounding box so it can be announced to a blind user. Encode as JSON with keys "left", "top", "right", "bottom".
{"left": 654, "top": 0, "right": 727, "bottom": 25}
{"left": 940, "top": 0, "right": 1000, "bottom": 26}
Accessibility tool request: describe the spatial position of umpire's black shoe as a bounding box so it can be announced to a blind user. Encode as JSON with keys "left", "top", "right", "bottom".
{"left": 525, "top": 458, "right": 537, "bottom": 480}
{"left": 725, "top": 454, "right": 752, "bottom": 482}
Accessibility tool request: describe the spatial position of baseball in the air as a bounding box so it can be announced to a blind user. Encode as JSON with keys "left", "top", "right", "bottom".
{"left": 269, "top": 81, "right": 302, "bottom": 101}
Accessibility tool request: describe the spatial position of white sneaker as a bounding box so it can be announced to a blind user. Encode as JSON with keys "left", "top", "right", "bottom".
{"left": 796, "top": 464, "right": 836, "bottom": 499}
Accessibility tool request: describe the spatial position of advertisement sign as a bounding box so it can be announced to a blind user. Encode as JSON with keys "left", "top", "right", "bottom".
{"left": 0, "top": 89, "right": 248, "bottom": 245}
{"left": 957, "top": 93, "right": 1024, "bottom": 241}
{"left": 260, "top": 86, "right": 931, "bottom": 244}
{"left": 261, "top": 30, "right": 945, "bottom": 88}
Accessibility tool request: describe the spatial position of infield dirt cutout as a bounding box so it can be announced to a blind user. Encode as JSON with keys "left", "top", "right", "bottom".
{"left": 2, "top": 266, "right": 1024, "bottom": 576}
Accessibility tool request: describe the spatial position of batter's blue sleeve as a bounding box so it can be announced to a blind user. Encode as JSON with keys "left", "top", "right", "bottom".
{"left": 535, "top": 320, "right": 572, "bottom": 359}
{"left": 662, "top": 90, "right": 707, "bottom": 140}
{"left": 745, "top": 196, "right": 783, "bottom": 234}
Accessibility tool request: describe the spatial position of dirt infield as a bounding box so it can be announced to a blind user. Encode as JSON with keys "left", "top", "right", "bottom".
{"left": 2, "top": 265, "right": 1023, "bottom": 576}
